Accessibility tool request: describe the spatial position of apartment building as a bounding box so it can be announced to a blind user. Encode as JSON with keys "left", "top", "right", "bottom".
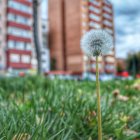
{"left": 49, "top": 0, "right": 116, "bottom": 74}
{"left": 0, "top": 0, "right": 35, "bottom": 74}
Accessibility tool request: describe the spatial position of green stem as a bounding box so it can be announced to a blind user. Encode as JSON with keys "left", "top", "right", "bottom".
{"left": 96, "top": 56, "right": 102, "bottom": 140}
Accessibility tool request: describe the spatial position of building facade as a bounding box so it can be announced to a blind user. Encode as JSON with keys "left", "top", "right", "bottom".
{"left": 40, "top": 19, "right": 50, "bottom": 73}
{"left": 49, "top": 0, "right": 116, "bottom": 74}
{"left": 0, "top": 0, "right": 35, "bottom": 74}
{"left": 0, "top": 0, "right": 7, "bottom": 71}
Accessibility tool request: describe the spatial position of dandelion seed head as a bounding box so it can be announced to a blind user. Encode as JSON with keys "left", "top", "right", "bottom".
{"left": 81, "top": 30, "right": 113, "bottom": 56}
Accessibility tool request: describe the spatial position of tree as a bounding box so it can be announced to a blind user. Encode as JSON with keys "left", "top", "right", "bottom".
{"left": 126, "top": 52, "right": 140, "bottom": 77}
{"left": 33, "top": 0, "right": 42, "bottom": 75}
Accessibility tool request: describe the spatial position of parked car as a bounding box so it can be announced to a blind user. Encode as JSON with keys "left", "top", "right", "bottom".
{"left": 115, "top": 71, "right": 133, "bottom": 80}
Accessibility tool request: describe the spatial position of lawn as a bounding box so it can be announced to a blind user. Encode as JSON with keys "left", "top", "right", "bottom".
{"left": 0, "top": 77, "right": 140, "bottom": 140}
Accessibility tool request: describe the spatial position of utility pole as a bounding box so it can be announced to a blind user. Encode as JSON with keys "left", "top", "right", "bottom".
{"left": 33, "top": 0, "right": 42, "bottom": 75}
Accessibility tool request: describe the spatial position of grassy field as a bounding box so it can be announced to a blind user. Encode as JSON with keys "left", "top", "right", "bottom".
{"left": 0, "top": 77, "right": 140, "bottom": 140}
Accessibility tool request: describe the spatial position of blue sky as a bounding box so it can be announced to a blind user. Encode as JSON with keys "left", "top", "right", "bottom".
{"left": 42, "top": 0, "right": 140, "bottom": 58}
{"left": 111, "top": 0, "right": 140, "bottom": 58}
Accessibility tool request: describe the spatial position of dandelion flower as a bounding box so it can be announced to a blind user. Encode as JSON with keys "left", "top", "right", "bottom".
{"left": 81, "top": 29, "right": 113, "bottom": 140}
{"left": 81, "top": 29, "right": 113, "bottom": 56}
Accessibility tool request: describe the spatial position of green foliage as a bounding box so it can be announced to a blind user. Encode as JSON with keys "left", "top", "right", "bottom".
{"left": 51, "top": 58, "right": 57, "bottom": 70}
{"left": 0, "top": 77, "right": 140, "bottom": 139}
{"left": 127, "top": 52, "right": 140, "bottom": 75}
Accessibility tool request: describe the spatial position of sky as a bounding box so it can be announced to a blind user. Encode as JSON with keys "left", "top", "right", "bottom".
{"left": 111, "top": 0, "right": 140, "bottom": 58}
{"left": 42, "top": 0, "right": 140, "bottom": 59}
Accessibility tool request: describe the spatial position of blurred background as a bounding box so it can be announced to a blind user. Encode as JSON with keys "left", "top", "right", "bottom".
{"left": 0, "top": 0, "right": 140, "bottom": 80}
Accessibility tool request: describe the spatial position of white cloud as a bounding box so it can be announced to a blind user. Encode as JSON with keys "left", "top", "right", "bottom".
{"left": 111, "top": 0, "right": 140, "bottom": 58}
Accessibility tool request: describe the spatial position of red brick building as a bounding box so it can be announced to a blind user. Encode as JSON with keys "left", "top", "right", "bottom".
{"left": 48, "top": 0, "right": 116, "bottom": 74}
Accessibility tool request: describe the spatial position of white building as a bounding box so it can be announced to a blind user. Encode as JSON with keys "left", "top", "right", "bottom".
{"left": 40, "top": 19, "right": 50, "bottom": 73}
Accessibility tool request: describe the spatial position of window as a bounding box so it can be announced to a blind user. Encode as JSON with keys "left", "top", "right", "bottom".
{"left": 104, "top": 0, "right": 111, "bottom": 5}
{"left": 8, "top": 27, "right": 32, "bottom": 38}
{"left": 92, "top": 63, "right": 102, "bottom": 69}
{"left": 26, "top": 43, "right": 31, "bottom": 50}
{"left": 8, "top": 14, "right": 15, "bottom": 21}
{"left": 89, "top": 21, "right": 101, "bottom": 28}
{"left": 89, "top": 0, "right": 101, "bottom": 6}
{"left": 8, "top": 41, "right": 32, "bottom": 50}
{"left": 8, "top": 1, "right": 32, "bottom": 14}
{"left": 10, "top": 54, "right": 20, "bottom": 63}
{"left": 103, "top": 6, "right": 112, "bottom": 13}
{"left": 103, "top": 20, "right": 112, "bottom": 27}
{"left": 105, "top": 28, "right": 113, "bottom": 34}
{"left": 105, "top": 65, "right": 115, "bottom": 71}
{"left": 103, "top": 13, "right": 112, "bottom": 20}
{"left": 105, "top": 57, "right": 115, "bottom": 63}
{"left": 8, "top": 14, "right": 31, "bottom": 25}
{"left": 82, "top": 22, "right": 88, "bottom": 26}
{"left": 21, "top": 55, "right": 30, "bottom": 63}
{"left": 82, "top": 13, "right": 87, "bottom": 18}
{"left": 89, "top": 6, "right": 101, "bottom": 14}
{"left": 15, "top": 42, "right": 24, "bottom": 50}
{"left": 89, "top": 14, "right": 101, "bottom": 21}
{"left": 8, "top": 41, "right": 15, "bottom": 49}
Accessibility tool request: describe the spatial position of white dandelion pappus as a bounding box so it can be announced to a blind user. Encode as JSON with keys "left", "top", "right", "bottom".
{"left": 81, "top": 30, "right": 113, "bottom": 56}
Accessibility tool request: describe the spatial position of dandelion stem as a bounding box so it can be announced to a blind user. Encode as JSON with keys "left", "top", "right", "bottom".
{"left": 96, "top": 56, "right": 102, "bottom": 140}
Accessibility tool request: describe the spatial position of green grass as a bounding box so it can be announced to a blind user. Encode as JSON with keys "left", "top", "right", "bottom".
{"left": 0, "top": 77, "right": 140, "bottom": 140}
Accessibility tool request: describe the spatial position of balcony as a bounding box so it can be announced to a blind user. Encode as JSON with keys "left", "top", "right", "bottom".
{"left": 13, "top": 0, "right": 32, "bottom": 7}
{"left": 6, "top": 49, "right": 32, "bottom": 69}
{"left": 7, "top": 21, "right": 32, "bottom": 30}
{"left": 103, "top": 1, "right": 112, "bottom": 9}
{"left": 88, "top": 2, "right": 101, "bottom": 9}
{"left": 6, "top": 49, "right": 31, "bottom": 55}
{"left": 7, "top": 8, "right": 32, "bottom": 18}
{"left": 103, "top": 9, "right": 113, "bottom": 17}
{"left": 7, "top": 35, "right": 32, "bottom": 43}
